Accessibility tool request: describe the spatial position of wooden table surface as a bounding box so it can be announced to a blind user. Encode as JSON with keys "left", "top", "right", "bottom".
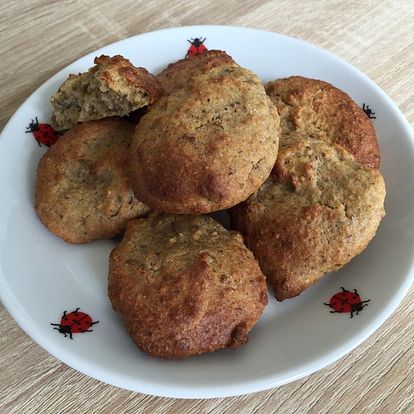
{"left": 1, "top": 1, "right": 413, "bottom": 412}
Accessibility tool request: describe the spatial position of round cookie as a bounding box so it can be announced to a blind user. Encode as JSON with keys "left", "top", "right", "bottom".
{"left": 156, "top": 50, "right": 236, "bottom": 95}
{"left": 108, "top": 214, "right": 268, "bottom": 359}
{"left": 129, "top": 51, "right": 280, "bottom": 214}
{"left": 230, "top": 138, "right": 385, "bottom": 301}
{"left": 35, "top": 117, "right": 150, "bottom": 243}
{"left": 265, "top": 76, "right": 380, "bottom": 168}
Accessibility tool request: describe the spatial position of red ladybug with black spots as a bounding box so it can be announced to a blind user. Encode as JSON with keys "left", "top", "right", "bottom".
{"left": 325, "top": 287, "right": 370, "bottom": 318}
{"left": 51, "top": 308, "right": 98, "bottom": 339}
{"left": 26, "top": 117, "right": 61, "bottom": 147}
{"left": 186, "top": 37, "right": 207, "bottom": 57}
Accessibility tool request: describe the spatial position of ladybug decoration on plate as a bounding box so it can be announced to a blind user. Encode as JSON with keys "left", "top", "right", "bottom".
{"left": 325, "top": 287, "right": 370, "bottom": 318}
{"left": 26, "top": 117, "right": 61, "bottom": 147}
{"left": 51, "top": 308, "right": 99, "bottom": 339}
{"left": 362, "top": 103, "right": 376, "bottom": 119}
{"left": 186, "top": 37, "right": 207, "bottom": 57}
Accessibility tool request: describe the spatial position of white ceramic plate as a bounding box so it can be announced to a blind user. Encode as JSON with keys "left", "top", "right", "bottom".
{"left": 1, "top": 25, "right": 414, "bottom": 399}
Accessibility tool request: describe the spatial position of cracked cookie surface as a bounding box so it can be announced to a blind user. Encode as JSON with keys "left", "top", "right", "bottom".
{"left": 35, "top": 117, "right": 149, "bottom": 243}
{"left": 108, "top": 214, "right": 268, "bottom": 359}
{"left": 231, "top": 76, "right": 384, "bottom": 301}
{"left": 129, "top": 51, "right": 280, "bottom": 214}
{"left": 231, "top": 138, "right": 385, "bottom": 301}
{"left": 265, "top": 76, "right": 380, "bottom": 168}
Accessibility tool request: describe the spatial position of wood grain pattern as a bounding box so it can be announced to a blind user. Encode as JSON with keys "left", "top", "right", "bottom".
{"left": 1, "top": 0, "right": 414, "bottom": 412}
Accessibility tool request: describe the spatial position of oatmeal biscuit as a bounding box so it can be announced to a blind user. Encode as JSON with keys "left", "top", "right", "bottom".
{"left": 265, "top": 76, "right": 380, "bottom": 168}
{"left": 157, "top": 50, "right": 236, "bottom": 95}
{"left": 108, "top": 214, "right": 268, "bottom": 359}
{"left": 50, "top": 55, "right": 162, "bottom": 130}
{"left": 231, "top": 138, "right": 385, "bottom": 301}
{"left": 129, "top": 51, "right": 280, "bottom": 214}
{"left": 35, "top": 118, "right": 149, "bottom": 243}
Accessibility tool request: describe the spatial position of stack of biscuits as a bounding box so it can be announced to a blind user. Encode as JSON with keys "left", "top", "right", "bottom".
{"left": 35, "top": 52, "right": 385, "bottom": 359}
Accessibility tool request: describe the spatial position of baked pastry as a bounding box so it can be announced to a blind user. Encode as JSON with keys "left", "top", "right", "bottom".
{"left": 50, "top": 55, "right": 162, "bottom": 131}
{"left": 108, "top": 214, "right": 268, "bottom": 359}
{"left": 231, "top": 138, "right": 385, "bottom": 301}
{"left": 230, "top": 76, "right": 384, "bottom": 301}
{"left": 156, "top": 50, "right": 235, "bottom": 95}
{"left": 35, "top": 118, "right": 150, "bottom": 243}
{"left": 265, "top": 76, "right": 380, "bottom": 168}
{"left": 129, "top": 51, "right": 280, "bottom": 214}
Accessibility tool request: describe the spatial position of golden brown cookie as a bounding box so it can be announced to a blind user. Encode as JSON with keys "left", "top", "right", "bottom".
{"left": 35, "top": 118, "right": 150, "bottom": 243}
{"left": 157, "top": 50, "right": 235, "bottom": 95}
{"left": 108, "top": 214, "right": 268, "bottom": 359}
{"left": 230, "top": 138, "right": 385, "bottom": 301}
{"left": 265, "top": 76, "right": 380, "bottom": 168}
{"left": 129, "top": 51, "right": 280, "bottom": 214}
{"left": 50, "top": 55, "right": 162, "bottom": 131}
